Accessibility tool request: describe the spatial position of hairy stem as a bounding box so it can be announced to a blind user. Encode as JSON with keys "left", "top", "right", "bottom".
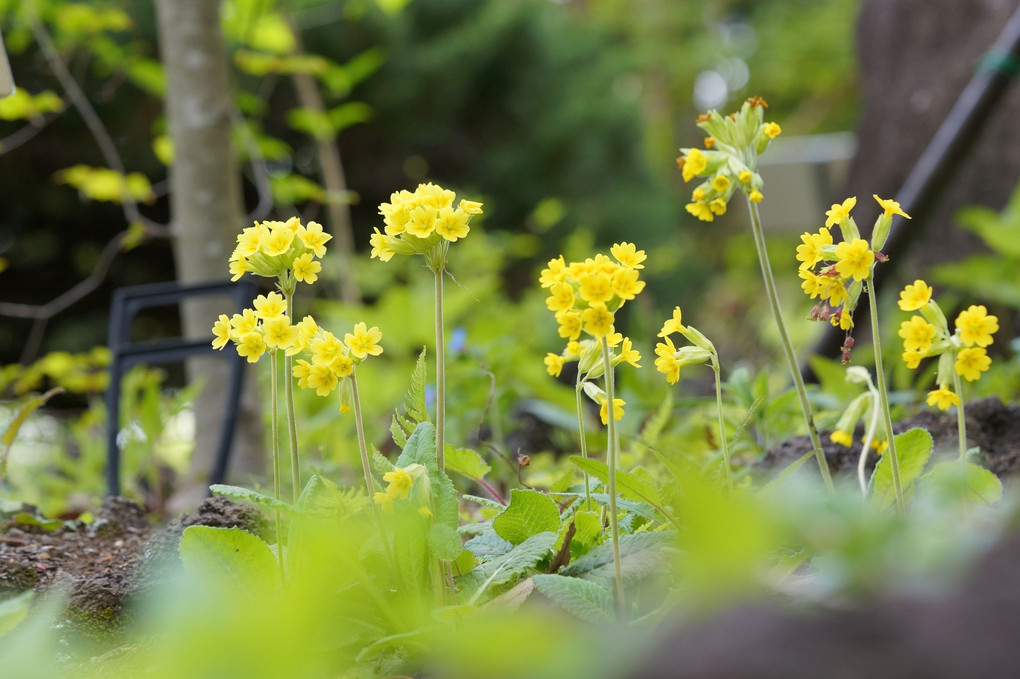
{"left": 952, "top": 370, "right": 969, "bottom": 462}
{"left": 350, "top": 372, "right": 375, "bottom": 499}
{"left": 711, "top": 356, "right": 734, "bottom": 492}
{"left": 575, "top": 375, "right": 593, "bottom": 512}
{"left": 867, "top": 271, "right": 905, "bottom": 513}
{"left": 746, "top": 199, "right": 834, "bottom": 492}
{"left": 600, "top": 336, "right": 625, "bottom": 618}
{"left": 434, "top": 267, "right": 446, "bottom": 471}
{"left": 285, "top": 292, "right": 299, "bottom": 502}
{"left": 270, "top": 351, "right": 284, "bottom": 577}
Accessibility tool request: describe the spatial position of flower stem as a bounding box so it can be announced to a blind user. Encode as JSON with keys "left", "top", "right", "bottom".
{"left": 575, "top": 375, "right": 593, "bottom": 512}
{"left": 434, "top": 267, "right": 446, "bottom": 471}
{"left": 746, "top": 198, "right": 834, "bottom": 493}
{"left": 867, "top": 271, "right": 905, "bottom": 514}
{"left": 711, "top": 356, "right": 734, "bottom": 493}
{"left": 269, "top": 350, "right": 284, "bottom": 577}
{"left": 350, "top": 372, "right": 375, "bottom": 499}
{"left": 284, "top": 292, "right": 299, "bottom": 502}
{"left": 952, "top": 370, "right": 968, "bottom": 462}
{"left": 600, "top": 336, "right": 625, "bottom": 619}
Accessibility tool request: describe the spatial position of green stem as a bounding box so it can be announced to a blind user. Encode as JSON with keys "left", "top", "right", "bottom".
{"left": 270, "top": 350, "right": 284, "bottom": 577}
{"left": 711, "top": 356, "right": 734, "bottom": 493}
{"left": 284, "top": 293, "right": 299, "bottom": 502}
{"left": 434, "top": 266, "right": 446, "bottom": 471}
{"left": 867, "top": 271, "right": 905, "bottom": 514}
{"left": 600, "top": 336, "right": 625, "bottom": 619}
{"left": 952, "top": 370, "right": 968, "bottom": 462}
{"left": 350, "top": 372, "right": 375, "bottom": 498}
{"left": 575, "top": 375, "right": 593, "bottom": 512}
{"left": 746, "top": 198, "right": 834, "bottom": 493}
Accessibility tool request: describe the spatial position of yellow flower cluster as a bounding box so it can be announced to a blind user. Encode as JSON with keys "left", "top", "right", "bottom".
{"left": 897, "top": 279, "right": 998, "bottom": 410}
{"left": 653, "top": 307, "right": 715, "bottom": 385}
{"left": 371, "top": 182, "right": 483, "bottom": 266}
{"left": 798, "top": 195, "right": 908, "bottom": 348}
{"left": 292, "top": 321, "right": 383, "bottom": 407}
{"left": 228, "top": 216, "right": 331, "bottom": 285}
{"left": 677, "top": 98, "right": 778, "bottom": 222}
{"left": 540, "top": 242, "right": 647, "bottom": 341}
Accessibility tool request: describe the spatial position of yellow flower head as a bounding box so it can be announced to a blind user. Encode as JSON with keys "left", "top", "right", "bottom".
{"left": 763, "top": 122, "right": 781, "bottom": 139}
{"left": 610, "top": 242, "right": 646, "bottom": 269}
{"left": 825, "top": 197, "right": 857, "bottom": 229}
{"left": 926, "top": 386, "right": 960, "bottom": 411}
{"left": 293, "top": 359, "right": 312, "bottom": 388}
{"left": 261, "top": 226, "right": 295, "bottom": 257}
{"left": 253, "top": 292, "right": 287, "bottom": 320}
{"left": 212, "top": 314, "right": 231, "bottom": 350}
{"left": 230, "top": 308, "right": 259, "bottom": 337}
{"left": 435, "top": 207, "right": 470, "bottom": 242}
{"left": 898, "top": 315, "right": 937, "bottom": 354}
{"left": 261, "top": 315, "right": 298, "bottom": 350}
{"left": 902, "top": 349, "right": 923, "bottom": 370}
{"left": 545, "top": 281, "right": 575, "bottom": 312}
{"left": 459, "top": 199, "right": 484, "bottom": 215}
{"left": 344, "top": 322, "right": 384, "bottom": 360}
{"left": 681, "top": 147, "right": 708, "bottom": 182}
{"left": 298, "top": 220, "right": 332, "bottom": 257}
{"left": 738, "top": 170, "right": 752, "bottom": 184}
{"left": 544, "top": 352, "right": 566, "bottom": 377}
{"left": 310, "top": 331, "right": 346, "bottom": 366}
{"left": 539, "top": 255, "right": 567, "bottom": 288}
{"left": 599, "top": 397, "right": 625, "bottom": 425}
{"left": 382, "top": 466, "right": 414, "bottom": 500}
{"left": 369, "top": 228, "right": 396, "bottom": 262}
{"left": 235, "top": 224, "right": 265, "bottom": 258}
{"left": 658, "top": 307, "right": 685, "bottom": 337}
{"left": 749, "top": 189, "right": 763, "bottom": 203}
{"left": 556, "top": 309, "right": 583, "bottom": 341}
{"left": 712, "top": 174, "right": 730, "bottom": 193}
{"left": 406, "top": 205, "right": 438, "bottom": 238}
{"left": 796, "top": 228, "right": 833, "bottom": 271}
{"left": 830, "top": 430, "right": 853, "bottom": 447}
{"left": 686, "top": 200, "right": 715, "bottom": 222}
{"left": 955, "top": 347, "right": 991, "bottom": 382}
{"left": 898, "top": 280, "right": 932, "bottom": 311}
{"left": 229, "top": 257, "right": 250, "bottom": 282}
{"left": 578, "top": 273, "right": 614, "bottom": 305}
{"left": 611, "top": 267, "right": 645, "bottom": 301}
{"left": 833, "top": 238, "right": 874, "bottom": 281}
{"left": 873, "top": 194, "right": 911, "bottom": 220}
{"left": 955, "top": 305, "right": 998, "bottom": 348}
{"left": 581, "top": 304, "right": 615, "bottom": 338}
{"left": 292, "top": 252, "right": 321, "bottom": 284}
{"left": 236, "top": 331, "right": 267, "bottom": 363}
{"left": 307, "top": 362, "right": 340, "bottom": 396}
{"left": 708, "top": 198, "right": 727, "bottom": 216}
{"left": 617, "top": 337, "right": 641, "bottom": 368}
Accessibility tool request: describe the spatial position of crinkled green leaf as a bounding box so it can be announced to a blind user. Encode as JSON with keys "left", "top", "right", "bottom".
{"left": 571, "top": 456, "right": 663, "bottom": 508}
{"left": 924, "top": 461, "right": 1003, "bottom": 506}
{"left": 428, "top": 523, "right": 463, "bottom": 561}
{"left": 210, "top": 483, "right": 292, "bottom": 513}
{"left": 561, "top": 532, "right": 672, "bottom": 587}
{"left": 179, "top": 526, "right": 279, "bottom": 596}
{"left": 445, "top": 445, "right": 491, "bottom": 481}
{"left": 532, "top": 574, "right": 614, "bottom": 624}
{"left": 492, "top": 489, "right": 560, "bottom": 545}
{"left": 870, "top": 428, "right": 932, "bottom": 510}
{"left": 458, "top": 532, "right": 557, "bottom": 602}
{"left": 464, "top": 531, "right": 514, "bottom": 559}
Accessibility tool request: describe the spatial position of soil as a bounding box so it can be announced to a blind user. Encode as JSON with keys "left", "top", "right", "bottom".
{"left": 0, "top": 495, "right": 265, "bottom": 627}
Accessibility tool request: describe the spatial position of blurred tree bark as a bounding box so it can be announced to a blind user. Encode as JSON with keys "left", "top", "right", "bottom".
{"left": 154, "top": 0, "right": 265, "bottom": 495}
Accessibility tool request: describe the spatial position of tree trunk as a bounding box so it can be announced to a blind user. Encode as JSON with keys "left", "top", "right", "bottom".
{"left": 154, "top": 0, "right": 265, "bottom": 496}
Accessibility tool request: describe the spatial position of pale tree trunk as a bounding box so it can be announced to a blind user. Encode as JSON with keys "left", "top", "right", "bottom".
{"left": 154, "top": 0, "right": 265, "bottom": 499}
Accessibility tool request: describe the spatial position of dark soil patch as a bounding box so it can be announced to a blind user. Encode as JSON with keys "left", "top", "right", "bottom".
{"left": 762, "top": 397, "right": 1020, "bottom": 477}
{"left": 0, "top": 495, "right": 265, "bottom": 627}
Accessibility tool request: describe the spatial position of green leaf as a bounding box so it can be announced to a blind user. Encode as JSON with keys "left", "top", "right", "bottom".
{"left": 210, "top": 484, "right": 292, "bottom": 513}
{"left": 0, "top": 591, "right": 33, "bottom": 639}
{"left": 870, "top": 428, "right": 933, "bottom": 510}
{"left": 586, "top": 493, "right": 659, "bottom": 523}
{"left": 570, "top": 456, "right": 664, "bottom": 509}
{"left": 561, "top": 532, "right": 672, "bottom": 587}
{"left": 459, "top": 532, "right": 557, "bottom": 603}
{"left": 465, "top": 531, "right": 514, "bottom": 559}
{"left": 492, "top": 489, "right": 561, "bottom": 545}
{"left": 462, "top": 494, "right": 504, "bottom": 511}
{"left": 2, "top": 387, "right": 63, "bottom": 447}
{"left": 451, "top": 549, "right": 476, "bottom": 578}
{"left": 391, "top": 348, "right": 429, "bottom": 448}
{"left": 569, "top": 510, "right": 603, "bottom": 555}
{"left": 924, "top": 461, "right": 1003, "bottom": 506}
{"left": 445, "top": 445, "right": 491, "bottom": 481}
{"left": 397, "top": 423, "right": 458, "bottom": 531}
{"left": 532, "top": 574, "right": 614, "bottom": 624}
{"left": 328, "top": 101, "right": 372, "bottom": 132}
{"left": 179, "top": 526, "right": 279, "bottom": 596}
{"left": 12, "top": 513, "right": 64, "bottom": 532}
{"left": 295, "top": 474, "right": 365, "bottom": 517}
{"left": 428, "top": 523, "right": 463, "bottom": 561}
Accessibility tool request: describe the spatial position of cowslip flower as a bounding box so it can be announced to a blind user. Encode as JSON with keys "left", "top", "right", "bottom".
{"left": 344, "top": 322, "right": 384, "bottom": 360}
{"left": 898, "top": 280, "right": 932, "bottom": 311}
{"left": 955, "top": 305, "right": 998, "bottom": 348}
{"left": 926, "top": 386, "right": 961, "bottom": 411}
{"left": 599, "top": 397, "right": 625, "bottom": 425}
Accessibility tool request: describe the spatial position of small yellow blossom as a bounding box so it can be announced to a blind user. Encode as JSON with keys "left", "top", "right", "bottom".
{"left": 230, "top": 308, "right": 259, "bottom": 337}
{"left": 435, "top": 207, "right": 470, "bottom": 241}
{"left": 902, "top": 350, "right": 923, "bottom": 370}
{"left": 926, "top": 387, "right": 960, "bottom": 411}
{"left": 539, "top": 256, "right": 567, "bottom": 288}
{"left": 261, "top": 315, "right": 298, "bottom": 350}
{"left": 617, "top": 337, "right": 641, "bottom": 368}
{"left": 873, "top": 194, "right": 911, "bottom": 220}
{"left": 599, "top": 397, "right": 625, "bottom": 425}
{"left": 738, "top": 170, "right": 752, "bottom": 184}
{"left": 292, "top": 252, "right": 321, "bottom": 284}
{"left": 686, "top": 201, "right": 714, "bottom": 221}
{"left": 556, "top": 309, "right": 583, "bottom": 341}
{"left": 310, "top": 331, "right": 346, "bottom": 366}
{"left": 658, "top": 307, "right": 685, "bottom": 337}
{"left": 369, "top": 228, "right": 396, "bottom": 262}
{"left": 343, "top": 322, "right": 384, "bottom": 360}
{"left": 898, "top": 280, "right": 932, "bottom": 311}
{"left": 796, "top": 228, "right": 833, "bottom": 271}
{"left": 898, "top": 316, "right": 936, "bottom": 354}
{"left": 749, "top": 189, "right": 763, "bottom": 203}
{"left": 833, "top": 238, "right": 874, "bottom": 281}
{"left": 459, "top": 199, "right": 484, "bottom": 215}
{"left": 712, "top": 175, "right": 730, "bottom": 192}
{"left": 307, "top": 362, "right": 340, "bottom": 396}
{"left": 681, "top": 148, "right": 708, "bottom": 182}
{"left": 212, "top": 314, "right": 231, "bottom": 350}
{"left": 610, "top": 242, "right": 646, "bottom": 269}
{"left": 545, "top": 281, "right": 575, "bottom": 312}
{"left": 544, "top": 352, "right": 566, "bottom": 377}
{"left": 611, "top": 267, "right": 645, "bottom": 301}
{"left": 830, "top": 430, "right": 853, "bottom": 447}
{"left": 253, "top": 292, "right": 287, "bottom": 320}
{"left": 261, "top": 227, "right": 295, "bottom": 257}
{"left": 955, "top": 347, "right": 991, "bottom": 382}
{"left": 382, "top": 467, "right": 414, "bottom": 500}
{"left": 708, "top": 198, "right": 727, "bottom": 216}
{"left": 955, "top": 305, "right": 998, "bottom": 348}
{"left": 824, "top": 196, "right": 857, "bottom": 229}
{"left": 578, "top": 273, "right": 614, "bottom": 304}
{"left": 581, "top": 304, "right": 615, "bottom": 338}
{"left": 763, "top": 122, "right": 781, "bottom": 139}
{"left": 236, "top": 331, "right": 267, "bottom": 363}
{"left": 298, "top": 221, "right": 332, "bottom": 257}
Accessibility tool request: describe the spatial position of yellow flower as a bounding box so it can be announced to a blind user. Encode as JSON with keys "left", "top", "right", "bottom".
{"left": 581, "top": 304, "right": 614, "bottom": 338}
{"left": 539, "top": 256, "right": 567, "bottom": 288}
{"left": 307, "top": 362, "right": 340, "bottom": 396}
{"left": 686, "top": 201, "right": 715, "bottom": 222}
{"left": 873, "top": 194, "right": 910, "bottom": 220}
{"left": 599, "top": 397, "right": 625, "bottom": 425}
{"left": 293, "top": 359, "right": 312, "bottom": 388}
{"left": 545, "top": 281, "right": 575, "bottom": 312}
{"left": 369, "top": 228, "right": 396, "bottom": 262}
{"left": 292, "top": 252, "right": 321, "bottom": 284}
{"left": 261, "top": 226, "right": 295, "bottom": 257}
{"left": 748, "top": 189, "right": 763, "bottom": 203}
{"left": 373, "top": 491, "right": 395, "bottom": 513}
{"left": 898, "top": 316, "right": 936, "bottom": 354}
{"left": 332, "top": 354, "right": 355, "bottom": 378}
{"left": 616, "top": 337, "right": 641, "bottom": 368}
{"left": 681, "top": 147, "right": 708, "bottom": 182}
{"left": 212, "top": 314, "right": 231, "bottom": 350}
{"left": 708, "top": 198, "right": 727, "bottom": 216}
{"left": 658, "top": 307, "right": 685, "bottom": 337}
{"left": 344, "top": 322, "right": 383, "bottom": 359}
{"left": 955, "top": 347, "right": 991, "bottom": 382}
{"left": 236, "top": 331, "right": 267, "bottom": 363}
{"left": 833, "top": 238, "right": 874, "bottom": 281}
{"left": 830, "top": 430, "right": 853, "bottom": 447}
{"left": 310, "top": 331, "right": 346, "bottom": 366}
{"left": 902, "top": 350, "right": 923, "bottom": 370}
{"left": 230, "top": 308, "right": 259, "bottom": 337}
{"left": 610, "top": 242, "right": 646, "bottom": 269}
{"left": 262, "top": 315, "right": 298, "bottom": 350}
{"left": 556, "top": 309, "right": 583, "bottom": 341}
{"left": 459, "top": 199, "right": 484, "bottom": 215}
{"left": 830, "top": 307, "right": 854, "bottom": 330}
{"left": 926, "top": 387, "right": 960, "bottom": 411}
{"left": 578, "top": 273, "right": 614, "bottom": 304}
{"left": 763, "top": 121, "right": 781, "bottom": 139}
{"left": 253, "top": 292, "right": 287, "bottom": 320}
{"left": 738, "top": 170, "right": 752, "bottom": 184}
{"left": 382, "top": 467, "right": 414, "bottom": 500}
{"left": 544, "top": 352, "right": 565, "bottom": 377}
{"left": 712, "top": 175, "right": 730, "bottom": 192}
{"left": 795, "top": 228, "right": 833, "bottom": 271}
{"left": 611, "top": 267, "right": 645, "bottom": 301}
{"left": 435, "top": 207, "right": 470, "bottom": 241}
{"left": 898, "top": 280, "right": 932, "bottom": 311}
{"left": 229, "top": 256, "right": 250, "bottom": 282}
{"left": 825, "top": 196, "right": 857, "bottom": 229}
{"left": 406, "top": 205, "right": 437, "bottom": 238}
{"left": 298, "top": 220, "right": 332, "bottom": 257}
{"left": 955, "top": 305, "right": 998, "bottom": 348}
{"left": 235, "top": 225, "right": 264, "bottom": 257}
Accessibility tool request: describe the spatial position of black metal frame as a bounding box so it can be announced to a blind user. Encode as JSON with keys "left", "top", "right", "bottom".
{"left": 104, "top": 279, "right": 255, "bottom": 496}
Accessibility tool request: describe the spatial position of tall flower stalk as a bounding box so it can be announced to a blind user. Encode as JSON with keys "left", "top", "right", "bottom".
{"left": 678, "top": 98, "right": 833, "bottom": 491}
{"left": 372, "top": 183, "right": 484, "bottom": 471}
